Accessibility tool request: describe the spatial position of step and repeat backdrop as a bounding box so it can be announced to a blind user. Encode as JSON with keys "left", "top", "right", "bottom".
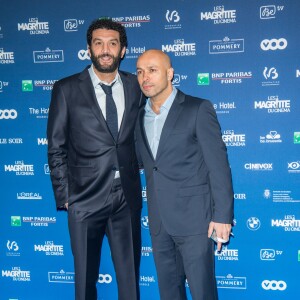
{"left": 1, "top": 0, "right": 299, "bottom": 299}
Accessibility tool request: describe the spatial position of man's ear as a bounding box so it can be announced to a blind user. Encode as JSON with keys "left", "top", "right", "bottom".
{"left": 167, "top": 68, "right": 174, "bottom": 81}
{"left": 121, "top": 47, "right": 126, "bottom": 58}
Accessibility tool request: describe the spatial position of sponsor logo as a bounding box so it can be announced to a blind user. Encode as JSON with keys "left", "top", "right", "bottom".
{"left": 216, "top": 274, "right": 246, "bottom": 289}
{"left": 141, "top": 246, "right": 153, "bottom": 257}
{"left": 288, "top": 161, "right": 300, "bottom": 173}
{"left": 64, "top": 19, "right": 85, "bottom": 32}
{"left": 264, "top": 189, "right": 271, "bottom": 199}
{"left": 141, "top": 216, "right": 149, "bottom": 229}
{"left": 294, "top": 132, "right": 300, "bottom": 144}
{"left": 0, "top": 48, "right": 15, "bottom": 64}
{"left": 0, "top": 80, "right": 9, "bottom": 92}
{"left": 33, "top": 79, "right": 57, "bottom": 91}
{"left": 260, "top": 131, "right": 282, "bottom": 143}
{"left": 165, "top": 10, "right": 181, "bottom": 30}
{"left": 0, "top": 25, "right": 3, "bottom": 38}
{"left": 200, "top": 6, "right": 237, "bottom": 24}
{"left": 271, "top": 215, "right": 300, "bottom": 232}
{"left": 234, "top": 193, "right": 246, "bottom": 200}
{"left": 44, "top": 164, "right": 50, "bottom": 174}
{"left": 29, "top": 107, "right": 48, "bottom": 119}
{"left": 22, "top": 80, "right": 33, "bottom": 92}
{"left": 298, "top": 250, "right": 300, "bottom": 262}
{"left": 263, "top": 189, "right": 299, "bottom": 203}
{"left": 1, "top": 267, "right": 31, "bottom": 281}
{"left": 0, "top": 109, "right": 17, "bottom": 119}
{"left": 142, "top": 186, "right": 147, "bottom": 199}
{"left": 0, "top": 138, "right": 23, "bottom": 145}
{"left": 213, "top": 101, "right": 237, "bottom": 114}
{"left": 98, "top": 274, "right": 112, "bottom": 284}
{"left": 140, "top": 275, "right": 156, "bottom": 286}
{"left": 197, "top": 73, "right": 209, "bottom": 85}
{"left": 260, "top": 249, "right": 283, "bottom": 261}
{"left": 112, "top": 15, "right": 151, "bottom": 28}
{"left": 254, "top": 96, "right": 290, "bottom": 113}
{"left": 13, "top": 216, "right": 56, "bottom": 227}
{"left": 17, "top": 18, "right": 49, "bottom": 35}
{"left": 262, "top": 280, "right": 287, "bottom": 291}
{"left": 34, "top": 241, "right": 64, "bottom": 256}
{"left": 4, "top": 161, "right": 34, "bottom": 176}
{"left": 215, "top": 246, "right": 238, "bottom": 261}
{"left": 223, "top": 130, "right": 245, "bottom": 147}
{"left": 247, "top": 217, "right": 261, "bottom": 230}
{"left": 33, "top": 48, "right": 64, "bottom": 63}
{"left": 162, "top": 39, "right": 196, "bottom": 56}
{"left": 209, "top": 37, "right": 244, "bottom": 54}
{"left": 125, "top": 46, "right": 145, "bottom": 59}
{"left": 260, "top": 5, "right": 284, "bottom": 19}
{"left": 172, "top": 73, "right": 188, "bottom": 87}
{"left": 261, "top": 38, "right": 287, "bottom": 51}
{"left": 11, "top": 216, "right": 21, "bottom": 227}
{"left": 6, "top": 240, "right": 20, "bottom": 257}
{"left": 211, "top": 71, "right": 252, "bottom": 84}
{"left": 244, "top": 163, "right": 273, "bottom": 171}
{"left": 48, "top": 270, "right": 74, "bottom": 283}
{"left": 17, "top": 192, "right": 42, "bottom": 200}
{"left": 262, "top": 67, "right": 279, "bottom": 86}
{"left": 78, "top": 49, "right": 90, "bottom": 61}
{"left": 37, "top": 138, "right": 48, "bottom": 145}
{"left": 297, "top": 70, "right": 300, "bottom": 78}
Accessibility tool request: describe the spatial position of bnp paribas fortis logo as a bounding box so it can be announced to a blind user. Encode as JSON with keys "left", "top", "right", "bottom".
{"left": 11, "top": 216, "right": 21, "bottom": 226}
{"left": 197, "top": 73, "right": 210, "bottom": 85}
{"left": 22, "top": 80, "right": 33, "bottom": 92}
{"left": 294, "top": 132, "right": 300, "bottom": 144}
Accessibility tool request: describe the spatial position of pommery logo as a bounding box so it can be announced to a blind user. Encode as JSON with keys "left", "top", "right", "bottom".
{"left": 33, "top": 48, "right": 64, "bottom": 63}
{"left": 209, "top": 37, "right": 244, "bottom": 54}
{"left": 216, "top": 274, "right": 246, "bottom": 289}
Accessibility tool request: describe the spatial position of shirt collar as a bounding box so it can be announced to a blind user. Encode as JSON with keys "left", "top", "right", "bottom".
{"left": 88, "top": 65, "right": 120, "bottom": 88}
{"left": 145, "top": 87, "right": 177, "bottom": 114}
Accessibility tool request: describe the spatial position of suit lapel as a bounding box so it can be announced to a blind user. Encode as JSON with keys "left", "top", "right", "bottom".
{"left": 155, "top": 91, "right": 185, "bottom": 160}
{"left": 118, "top": 72, "right": 130, "bottom": 140}
{"left": 78, "top": 67, "right": 108, "bottom": 128}
{"left": 139, "top": 108, "right": 155, "bottom": 161}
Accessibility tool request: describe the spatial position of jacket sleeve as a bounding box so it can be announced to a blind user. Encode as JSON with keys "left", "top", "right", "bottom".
{"left": 47, "top": 81, "right": 69, "bottom": 209}
{"left": 196, "top": 99, "right": 234, "bottom": 224}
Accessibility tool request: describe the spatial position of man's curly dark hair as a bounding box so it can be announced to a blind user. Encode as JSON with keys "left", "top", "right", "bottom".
{"left": 86, "top": 19, "right": 128, "bottom": 49}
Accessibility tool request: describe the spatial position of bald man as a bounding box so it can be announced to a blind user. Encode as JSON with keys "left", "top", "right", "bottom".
{"left": 135, "top": 50, "right": 234, "bottom": 300}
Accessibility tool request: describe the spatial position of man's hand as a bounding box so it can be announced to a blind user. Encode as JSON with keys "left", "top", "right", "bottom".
{"left": 64, "top": 203, "right": 68, "bottom": 210}
{"left": 208, "top": 221, "right": 232, "bottom": 251}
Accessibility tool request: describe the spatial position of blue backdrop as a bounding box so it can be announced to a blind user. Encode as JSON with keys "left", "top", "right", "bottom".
{"left": 1, "top": 0, "right": 299, "bottom": 299}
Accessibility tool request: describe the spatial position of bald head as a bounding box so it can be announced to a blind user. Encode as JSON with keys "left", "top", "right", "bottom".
{"left": 137, "top": 49, "right": 172, "bottom": 68}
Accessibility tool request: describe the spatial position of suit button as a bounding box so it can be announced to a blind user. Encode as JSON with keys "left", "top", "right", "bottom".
{"left": 153, "top": 167, "right": 158, "bottom": 171}
{"left": 112, "top": 167, "right": 117, "bottom": 171}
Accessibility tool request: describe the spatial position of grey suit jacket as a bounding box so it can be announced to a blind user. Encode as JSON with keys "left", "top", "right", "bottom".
{"left": 47, "top": 67, "right": 144, "bottom": 211}
{"left": 135, "top": 90, "right": 234, "bottom": 236}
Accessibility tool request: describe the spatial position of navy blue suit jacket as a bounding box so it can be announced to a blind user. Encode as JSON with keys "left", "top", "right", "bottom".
{"left": 47, "top": 67, "right": 144, "bottom": 211}
{"left": 135, "top": 90, "right": 234, "bottom": 236}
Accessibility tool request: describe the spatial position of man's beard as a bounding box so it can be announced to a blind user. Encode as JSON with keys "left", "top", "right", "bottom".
{"left": 90, "top": 49, "right": 122, "bottom": 73}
